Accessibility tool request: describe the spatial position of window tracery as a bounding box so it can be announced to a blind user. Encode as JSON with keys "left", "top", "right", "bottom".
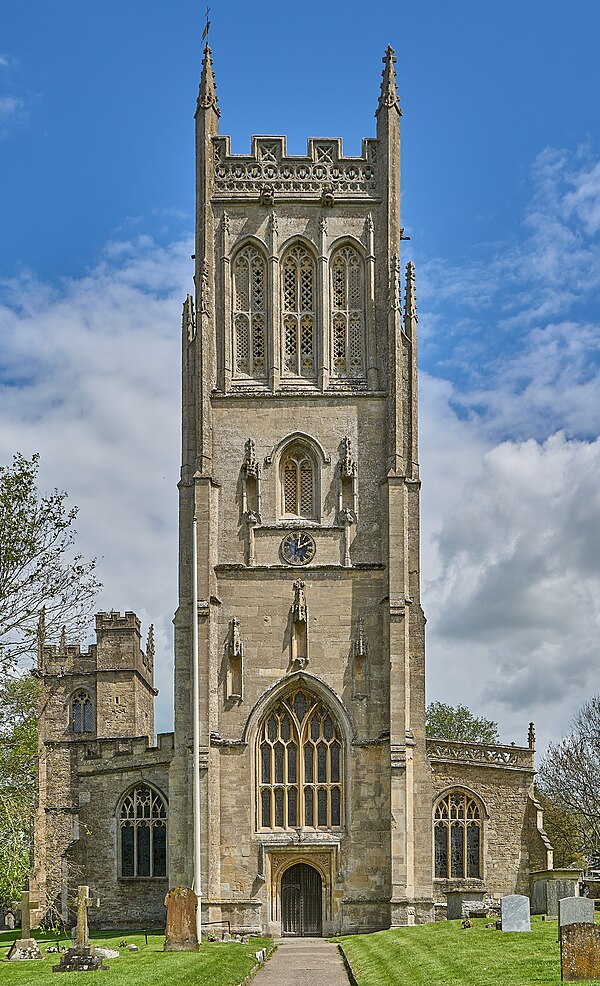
{"left": 281, "top": 444, "right": 316, "bottom": 518}
{"left": 257, "top": 688, "right": 342, "bottom": 831}
{"left": 434, "top": 791, "right": 482, "bottom": 879}
{"left": 330, "top": 247, "right": 365, "bottom": 378}
{"left": 282, "top": 246, "right": 316, "bottom": 378}
{"left": 119, "top": 785, "right": 167, "bottom": 879}
{"left": 233, "top": 246, "right": 267, "bottom": 378}
{"left": 72, "top": 690, "right": 94, "bottom": 733}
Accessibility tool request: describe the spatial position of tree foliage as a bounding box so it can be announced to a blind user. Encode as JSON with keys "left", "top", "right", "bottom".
{"left": 426, "top": 701, "right": 500, "bottom": 744}
{"left": 0, "top": 674, "right": 39, "bottom": 907}
{"left": 0, "top": 453, "right": 100, "bottom": 672}
{"left": 537, "top": 695, "right": 600, "bottom": 868}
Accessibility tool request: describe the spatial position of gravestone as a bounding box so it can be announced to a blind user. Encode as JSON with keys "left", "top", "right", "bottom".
{"left": 163, "top": 887, "right": 199, "bottom": 952}
{"left": 501, "top": 894, "right": 531, "bottom": 932}
{"left": 560, "top": 897, "right": 595, "bottom": 928}
{"left": 52, "top": 886, "right": 107, "bottom": 973}
{"left": 4, "top": 912, "right": 15, "bottom": 930}
{"left": 561, "top": 923, "right": 600, "bottom": 981}
{"left": 531, "top": 868, "right": 580, "bottom": 916}
{"left": 6, "top": 891, "right": 42, "bottom": 960}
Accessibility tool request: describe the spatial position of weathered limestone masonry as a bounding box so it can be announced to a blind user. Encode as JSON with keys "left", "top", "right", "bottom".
{"left": 34, "top": 44, "right": 553, "bottom": 935}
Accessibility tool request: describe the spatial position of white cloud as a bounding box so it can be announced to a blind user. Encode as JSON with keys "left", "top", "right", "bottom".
{"left": 0, "top": 95, "right": 23, "bottom": 122}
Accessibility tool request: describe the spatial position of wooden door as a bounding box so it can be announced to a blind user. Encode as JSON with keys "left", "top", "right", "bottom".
{"left": 281, "top": 863, "right": 323, "bottom": 936}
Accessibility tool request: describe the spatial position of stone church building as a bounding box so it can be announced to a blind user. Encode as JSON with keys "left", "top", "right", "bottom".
{"left": 33, "top": 46, "right": 552, "bottom": 936}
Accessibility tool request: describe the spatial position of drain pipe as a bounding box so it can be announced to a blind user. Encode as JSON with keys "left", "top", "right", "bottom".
{"left": 192, "top": 515, "right": 202, "bottom": 943}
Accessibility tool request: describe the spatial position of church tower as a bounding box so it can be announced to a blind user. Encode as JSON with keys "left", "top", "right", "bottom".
{"left": 168, "top": 44, "right": 435, "bottom": 933}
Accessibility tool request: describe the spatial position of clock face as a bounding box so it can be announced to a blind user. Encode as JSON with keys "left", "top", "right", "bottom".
{"left": 280, "top": 530, "right": 316, "bottom": 566}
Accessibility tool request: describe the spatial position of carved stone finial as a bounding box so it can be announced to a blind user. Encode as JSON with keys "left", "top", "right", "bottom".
{"left": 528, "top": 722, "right": 536, "bottom": 749}
{"left": 197, "top": 44, "right": 220, "bottom": 116}
{"left": 229, "top": 617, "right": 243, "bottom": 658}
{"left": 353, "top": 615, "right": 368, "bottom": 658}
{"left": 366, "top": 213, "right": 374, "bottom": 235}
{"left": 182, "top": 294, "right": 195, "bottom": 341}
{"left": 268, "top": 210, "right": 278, "bottom": 235}
{"left": 243, "top": 438, "right": 258, "bottom": 478}
{"left": 259, "top": 182, "right": 275, "bottom": 207}
{"left": 340, "top": 436, "right": 357, "bottom": 478}
{"left": 405, "top": 261, "right": 417, "bottom": 320}
{"left": 389, "top": 254, "right": 401, "bottom": 312}
{"left": 37, "top": 606, "right": 46, "bottom": 658}
{"left": 292, "top": 580, "right": 307, "bottom": 623}
{"left": 376, "top": 45, "right": 401, "bottom": 117}
{"left": 222, "top": 210, "right": 230, "bottom": 234}
{"left": 319, "top": 216, "right": 327, "bottom": 236}
{"left": 321, "top": 183, "right": 335, "bottom": 208}
{"left": 59, "top": 626, "right": 67, "bottom": 653}
{"left": 146, "top": 624, "right": 155, "bottom": 663}
{"left": 200, "top": 259, "right": 210, "bottom": 315}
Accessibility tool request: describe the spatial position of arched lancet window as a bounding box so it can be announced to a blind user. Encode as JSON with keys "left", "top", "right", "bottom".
{"left": 72, "top": 690, "right": 94, "bottom": 733}
{"left": 119, "top": 785, "right": 167, "bottom": 879}
{"left": 280, "top": 443, "right": 316, "bottom": 518}
{"left": 282, "top": 245, "right": 316, "bottom": 378}
{"left": 233, "top": 245, "right": 267, "bottom": 378}
{"left": 330, "top": 246, "right": 365, "bottom": 378}
{"left": 434, "top": 791, "right": 482, "bottom": 879}
{"left": 257, "top": 688, "right": 342, "bottom": 831}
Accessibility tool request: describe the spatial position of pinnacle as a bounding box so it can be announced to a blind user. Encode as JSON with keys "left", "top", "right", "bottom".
{"left": 377, "top": 44, "right": 401, "bottom": 117}
{"left": 197, "top": 42, "right": 220, "bottom": 117}
{"left": 405, "top": 262, "right": 417, "bottom": 320}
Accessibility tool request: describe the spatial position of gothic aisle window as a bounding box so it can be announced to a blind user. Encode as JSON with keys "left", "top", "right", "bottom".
{"left": 282, "top": 245, "right": 316, "bottom": 378}
{"left": 257, "top": 688, "right": 342, "bottom": 831}
{"left": 280, "top": 444, "right": 315, "bottom": 518}
{"left": 119, "top": 786, "right": 167, "bottom": 879}
{"left": 72, "top": 690, "right": 94, "bottom": 733}
{"left": 434, "top": 791, "right": 482, "bottom": 879}
{"left": 233, "top": 245, "right": 267, "bottom": 378}
{"left": 330, "top": 247, "right": 365, "bottom": 378}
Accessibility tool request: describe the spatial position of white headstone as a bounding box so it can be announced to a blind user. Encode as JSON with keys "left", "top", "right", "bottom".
{"left": 501, "top": 894, "right": 531, "bottom": 932}
{"left": 559, "top": 896, "right": 595, "bottom": 928}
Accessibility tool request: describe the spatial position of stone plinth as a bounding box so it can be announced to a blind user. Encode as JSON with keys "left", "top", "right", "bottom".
{"left": 561, "top": 923, "right": 600, "bottom": 981}
{"left": 52, "top": 946, "right": 108, "bottom": 972}
{"left": 445, "top": 891, "right": 487, "bottom": 921}
{"left": 6, "top": 937, "right": 43, "bottom": 961}
{"left": 164, "top": 887, "right": 199, "bottom": 952}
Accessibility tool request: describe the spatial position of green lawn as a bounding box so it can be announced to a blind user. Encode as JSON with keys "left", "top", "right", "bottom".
{"left": 335, "top": 916, "right": 600, "bottom": 986}
{"left": 0, "top": 929, "right": 272, "bottom": 985}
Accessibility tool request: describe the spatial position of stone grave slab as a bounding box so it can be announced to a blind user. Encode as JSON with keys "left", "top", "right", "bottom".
{"left": 560, "top": 897, "right": 595, "bottom": 928}
{"left": 164, "top": 886, "right": 199, "bottom": 952}
{"left": 445, "top": 890, "right": 486, "bottom": 921}
{"left": 561, "top": 923, "right": 600, "bottom": 981}
{"left": 501, "top": 894, "right": 530, "bottom": 932}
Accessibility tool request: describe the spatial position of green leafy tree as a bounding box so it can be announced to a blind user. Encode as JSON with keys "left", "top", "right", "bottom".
{"left": 537, "top": 696, "right": 600, "bottom": 869}
{"left": 426, "top": 701, "right": 500, "bottom": 744}
{"left": 534, "top": 789, "right": 587, "bottom": 869}
{"left": 0, "top": 674, "right": 39, "bottom": 907}
{"left": 0, "top": 453, "right": 100, "bottom": 673}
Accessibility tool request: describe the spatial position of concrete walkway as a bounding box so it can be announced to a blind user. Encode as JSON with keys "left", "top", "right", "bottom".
{"left": 253, "top": 938, "right": 350, "bottom": 986}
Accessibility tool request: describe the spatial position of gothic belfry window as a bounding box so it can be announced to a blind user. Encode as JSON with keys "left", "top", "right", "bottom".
{"left": 281, "top": 443, "right": 315, "bottom": 518}
{"left": 72, "top": 690, "right": 94, "bottom": 733}
{"left": 330, "top": 246, "right": 365, "bottom": 378}
{"left": 119, "top": 785, "right": 167, "bottom": 879}
{"left": 233, "top": 245, "right": 267, "bottom": 378}
{"left": 282, "top": 244, "right": 316, "bottom": 378}
{"left": 257, "top": 688, "right": 342, "bottom": 831}
{"left": 434, "top": 791, "right": 483, "bottom": 880}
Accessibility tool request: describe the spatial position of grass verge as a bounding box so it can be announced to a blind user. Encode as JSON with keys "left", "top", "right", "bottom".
{"left": 0, "top": 929, "right": 272, "bottom": 985}
{"left": 334, "top": 915, "right": 600, "bottom": 986}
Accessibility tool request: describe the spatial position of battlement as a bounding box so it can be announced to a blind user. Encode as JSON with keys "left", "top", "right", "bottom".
{"left": 81, "top": 732, "right": 175, "bottom": 763}
{"left": 40, "top": 610, "right": 154, "bottom": 678}
{"left": 212, "top": 135, "right": 378, "bottom": 198}
{"left": 95, "top": 611, "right": 141, "bottom": 632}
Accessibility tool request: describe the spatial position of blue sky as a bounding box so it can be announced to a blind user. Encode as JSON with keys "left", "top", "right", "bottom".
{"left": 1, "top": 1, "right": 599, "bottom": 752}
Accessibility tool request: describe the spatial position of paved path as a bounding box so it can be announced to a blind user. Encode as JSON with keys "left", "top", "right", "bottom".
{"left": 253, "top": 938, "right": 350, "bottom": 986}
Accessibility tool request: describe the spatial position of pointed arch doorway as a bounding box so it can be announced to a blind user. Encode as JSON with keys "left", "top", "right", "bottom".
{"left": 281, "top": 862, "right": 323, "bottom": 936}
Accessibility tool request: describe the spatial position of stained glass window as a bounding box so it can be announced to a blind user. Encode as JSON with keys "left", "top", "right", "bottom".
{"left": 281, "top": 444, "right": 315, "bottom": 518}
{"left": 257, "top": 689, "right": 342, "bottom": 831}
{"left": 119, "top": 786, "right": 167, "bottom": 879}
{"left": 330, "top": 247, "right": 365, "bottom": 378}
{"left": 233, "top": 246, "right": 267, "bottom": 378}
{"left": 282, "top": 246, "right": 316, "bottom": 378}
{"left": 434, "top": 791, "right": 482, "bottom": 879}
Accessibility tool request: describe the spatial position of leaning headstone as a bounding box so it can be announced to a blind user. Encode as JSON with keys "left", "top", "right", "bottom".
{"left": 163, "top": 887, "right": 199, "bottom": 952}
{"left": 501, "top": 894, "right": 531, "bottom": 932}
{"left": 561, "top": 923, "right": 600, "bottom": 981}
{"left": 6, "top": 891, "right": 42, "bottom": 960}
{"left": 52, "top": 885, "right": 107, "bottom": 973}
{"left": 560, "top": 897, "right": 595, "bottom": 928}
{"left": 4, "top": 912, "right": 15, "bottom": 931}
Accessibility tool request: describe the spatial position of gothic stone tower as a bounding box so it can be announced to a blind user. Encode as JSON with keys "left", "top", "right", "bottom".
{"left": 168, "top": 44, "right": 434, "bottom": 934}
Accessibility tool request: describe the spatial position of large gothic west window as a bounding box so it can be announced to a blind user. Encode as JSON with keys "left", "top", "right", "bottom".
{"left": 280, "top": 444, "right": 316, "bottom": 518}
{"left": 434, "top": 791, "right": 482, "bottom": 879}
{"left": 119, "top": 785, "right": 167, "bottom": 879}
{"left": 330, "top": 247, "right": 365, "bottom": 378}
{"left": 257, "top": 688, "right": 342, "bottom": 831}
{"left": 282, "top": 245, "right": 316, "bottom": 378}
{"left": 72, "top": 690, "right": 94, "bottom": 733}
{"left": 233, "top": 245, "right": 267, "bottom": 378}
